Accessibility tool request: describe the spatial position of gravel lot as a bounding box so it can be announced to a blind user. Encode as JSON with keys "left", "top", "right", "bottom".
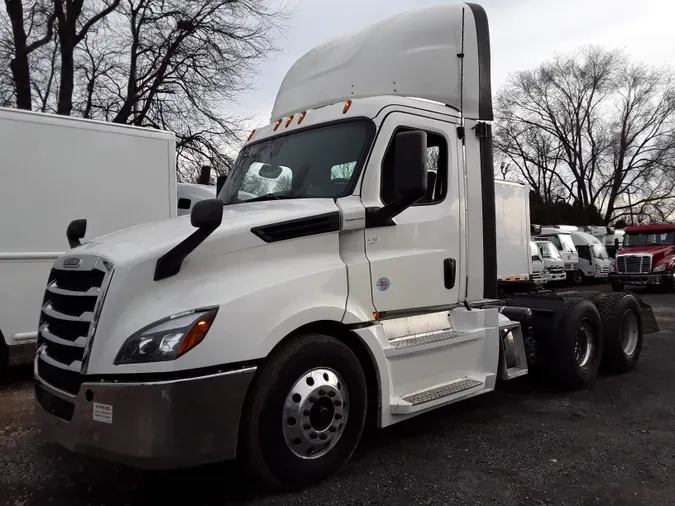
{"left": 1, "top": 285, "right": 674, "bottom": 506}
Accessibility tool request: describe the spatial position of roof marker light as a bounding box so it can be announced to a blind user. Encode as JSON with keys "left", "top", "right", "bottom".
{"left": 285, "top": 115, "right": 294, "bottom": 127}
{"left": 343, "top": 100, "right": 352, "bottom": 114}
{"left": 247, "top": 129, "right": 256, "bottom": 141}
{"left": 298, "top": 111, "right": 307, "bottom": 124}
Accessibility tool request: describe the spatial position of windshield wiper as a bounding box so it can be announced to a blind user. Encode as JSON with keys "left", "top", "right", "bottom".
{"left": 241, "top": 193, "right": 299, "bottom": 203}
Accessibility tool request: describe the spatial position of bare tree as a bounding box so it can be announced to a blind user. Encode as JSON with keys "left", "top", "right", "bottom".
{"left": 52, "top": 0, "right": 121, "bottom": 115}
{"left": 495, "top": 46, "right": 675, "bottom": 223}
{"left": 2, "top": 0, "right": 55, "bottom": 109}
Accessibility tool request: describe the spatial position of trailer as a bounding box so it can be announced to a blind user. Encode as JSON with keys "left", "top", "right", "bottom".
{"left": 33, "top": 3, "right": 658, "bottom": 490}
{"left": 0, "top": 108, "right": 177, "bottom": 377}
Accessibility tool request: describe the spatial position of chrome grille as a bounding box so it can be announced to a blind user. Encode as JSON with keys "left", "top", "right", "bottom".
{"left": 36, "top": 255, "right": 114, "bottom": 396}
{"left": 616, "top": 255, "right": 651, "bottom": 274}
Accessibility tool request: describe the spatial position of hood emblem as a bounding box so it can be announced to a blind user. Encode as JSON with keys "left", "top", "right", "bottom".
{"left": 63, "top": 257, "right": 82, "bottom": 268}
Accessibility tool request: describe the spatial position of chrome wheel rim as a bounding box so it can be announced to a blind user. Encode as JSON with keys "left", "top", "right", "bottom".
{"left": 621, "top": 310, "right": 639, "bottom": 356}
{"left": 574, "top": 318, "right": 594, "bottom": 368}
{"left": 282, "top": 368, "right": 348, "bottom": 459}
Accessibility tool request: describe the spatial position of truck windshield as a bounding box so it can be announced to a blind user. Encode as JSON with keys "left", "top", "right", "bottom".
{"left": 623, "top": 231, "right": 675, "bottom": 247}
{"left": 538, "top": 242, "right": 562, "bottom": 260}
{"left": 558, "top": 234, "right": 577, "bottom": 253}
{"left": 219, "top": 120, "right": 374, "bottom": 204}
{"left": 591, "top": 244, "right": 608, "bottom": 259}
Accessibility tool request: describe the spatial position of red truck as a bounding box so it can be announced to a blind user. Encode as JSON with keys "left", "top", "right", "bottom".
{"left": 610, "top": 223, "right": 675, "bottom": 292}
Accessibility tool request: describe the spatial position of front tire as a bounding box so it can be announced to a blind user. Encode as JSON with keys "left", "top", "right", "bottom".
{"left": 569, "top": 270, "right": 584, "bottom": 286}
{"left": 239, "top": 333, "right": 367, "bottom": 490}
{"left": 550, "top": 298, "right": 603, "bottom": 389}
{"left": 596, "top": 293, "right": 643, "bottom": 374}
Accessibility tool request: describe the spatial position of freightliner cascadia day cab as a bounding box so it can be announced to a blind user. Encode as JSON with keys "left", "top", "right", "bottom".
{"left": 34, "top": 4, "right": 659, "bottom": 489}
{"left": 0, "top": 107, "right": 177, "bottom": 378}
{"left": 609, "top": 224, "right": 675, "bottom": 292}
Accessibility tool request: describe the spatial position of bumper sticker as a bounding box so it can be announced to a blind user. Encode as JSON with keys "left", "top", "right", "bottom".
{"left": 93, "top": 402, "right": 113, "bottom": 424}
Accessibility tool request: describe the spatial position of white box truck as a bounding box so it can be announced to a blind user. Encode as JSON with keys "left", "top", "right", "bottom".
{"left": 0, "top": 108, "right": 177, "bottom": 376}
{"left": 33, "top": 3, "right": 658, "bottom": 490}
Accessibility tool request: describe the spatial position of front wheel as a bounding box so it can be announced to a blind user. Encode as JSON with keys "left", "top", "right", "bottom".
{"left": 239, "top": 333, "right": 367, "bottom": 490}
{"left": 569, "top": 270, "right": 584, "bottom": 286}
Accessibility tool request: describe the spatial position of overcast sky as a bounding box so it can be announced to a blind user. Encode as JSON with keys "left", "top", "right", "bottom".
{"left": 229, "top": 0, "right": 675, "bottom": 130}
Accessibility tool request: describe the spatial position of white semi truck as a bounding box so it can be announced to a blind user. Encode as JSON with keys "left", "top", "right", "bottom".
{"left": 34, "top": 3, "right": 658, "bottom": 490}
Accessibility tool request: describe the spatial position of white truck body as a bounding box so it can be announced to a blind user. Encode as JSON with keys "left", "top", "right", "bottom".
{"left": 0, "top": 107, "right": 176, "bottom": 372}
{"left": 32, "top": 3, "right": 656, "bottom": 489}
{"left": 571, "top": 231, "right": 611, "bottom": 279}
{"left": 495, "top": 181, "right": 532, "bottom": 284}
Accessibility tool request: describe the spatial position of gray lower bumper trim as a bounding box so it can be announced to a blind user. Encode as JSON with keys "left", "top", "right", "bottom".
{"left": 35, "top": 366, "right": 256, "bottom": 469}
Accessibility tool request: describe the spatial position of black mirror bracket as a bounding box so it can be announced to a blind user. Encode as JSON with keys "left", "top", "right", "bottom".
{"left": 365, "top": 194, "right": 422, "bottom": 228}
{"left": 154, "top": 199, "right": 223, "bottom": 281}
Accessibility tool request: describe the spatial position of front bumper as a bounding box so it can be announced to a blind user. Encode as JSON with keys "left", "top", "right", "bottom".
{"left": 609, "top": 272, "right": 674, "bottom": 286}
{"left": 545, "top": 272, "right": 566, "bottom": 282}
{"left": 35, "top": 362, "right": 256, "bottom": 469}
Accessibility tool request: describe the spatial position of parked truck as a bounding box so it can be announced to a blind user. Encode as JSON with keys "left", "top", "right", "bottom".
{"left": 609, "top": 223, "right": 675, "bottom": 292}
{"left": 33, "top": 3, "right": 658, "bottom": 490}
{"left": 0, "top": 107, "right": 178, "bottom": 378}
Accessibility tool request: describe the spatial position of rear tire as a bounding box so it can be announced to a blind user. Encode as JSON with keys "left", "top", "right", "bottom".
{"left": 549, "top": 299, "right": 603, "bottom": 389}
{"left": 597, "top": 294, "right": 643, "bottom": 374}
{"left": 239, "top": 333, "right": 367, "bottom": 490}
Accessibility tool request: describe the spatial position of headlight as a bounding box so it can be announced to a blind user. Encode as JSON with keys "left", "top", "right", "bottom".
{"left": 115, "top": 308, "right": 218, "bottom": 365}
{"left": 654, "top": 264, "right": 666, "bottom": 273}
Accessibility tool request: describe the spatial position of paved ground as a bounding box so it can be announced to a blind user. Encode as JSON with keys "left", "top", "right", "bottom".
{"left": 1, "top": 285, "right": 674, "bottom": 506}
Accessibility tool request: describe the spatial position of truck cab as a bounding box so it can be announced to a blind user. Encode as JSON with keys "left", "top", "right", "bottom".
{"left": 610, "top": 224, "right": 675, "bottom": 292}
{"left": 33, "top": 3, "right": 657, "bottom": 489}
{"left": 571, "top": 231, "right": 611, "bottom": 281}
{"left": 538, "top": 227, "right": 580, "bottom": 284}
{"left": 533, "top": 238, "right": 566, "bottom": 283}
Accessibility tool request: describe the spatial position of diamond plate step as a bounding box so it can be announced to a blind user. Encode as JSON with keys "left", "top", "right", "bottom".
{"left": 385, "top": 328, "right": 482, "bottom": 358}
{"left": 505, "top": 366, "right": 528, "bottom": 380}
{"left": 391, "top": 376, "right": 487, "bottom": 415}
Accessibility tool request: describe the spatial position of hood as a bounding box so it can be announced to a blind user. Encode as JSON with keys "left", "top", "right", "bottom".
{"left": 618, "top": 245, "right": 675, "bottom": 264}
{"left": 74, "top": 199, "right": 339, "bottom": 266}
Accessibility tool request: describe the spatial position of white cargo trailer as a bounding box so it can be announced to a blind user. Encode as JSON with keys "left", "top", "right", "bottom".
{"left": 495, "top": 181, "right": 533, "bottom": 287}
{"left": 0, "top": 108, "right": 176, "bottom": 376}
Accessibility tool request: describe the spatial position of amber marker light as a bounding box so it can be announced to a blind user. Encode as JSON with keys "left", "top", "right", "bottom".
{"left": 177, "top": 310, "right": 218, "bottom": 357}
{"left": 343, "top": 100, "right": 352, "bottom": 114}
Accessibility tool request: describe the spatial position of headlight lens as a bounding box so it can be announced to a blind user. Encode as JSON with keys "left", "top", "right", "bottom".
{"left": 654, "top": 264, "right": 666, "bottom": 273}
{"left": 115, "top": 308, "right": 218, "bottom": 365}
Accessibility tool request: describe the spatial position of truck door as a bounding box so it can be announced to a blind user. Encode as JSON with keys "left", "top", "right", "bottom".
{"left": 361, "top": 113, "right": 462, "bottom": 313}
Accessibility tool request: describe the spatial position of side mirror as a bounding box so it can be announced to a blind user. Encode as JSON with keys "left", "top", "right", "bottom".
{"left": 531, "top": 224, "right": 542, "bottom": 236}
{"left": 67, "top": 219, "right": 87, "bottom": 248}
{"left": 191, "top": 198, "right": 223, "bottom": 230}
{"left": 366, "top": 130, "right": 428, "bottom": 228}
{"left": 393, "top": 131, "right": 428, "bottom": 200}
{"left": 178, "top": 197, "right": 191, "bottom": 210}
{"left": 216, "top": 174, "right": 227, "bottom": 195}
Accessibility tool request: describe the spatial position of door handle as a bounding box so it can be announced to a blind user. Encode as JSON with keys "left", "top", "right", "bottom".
{"left": 444, "top": 258, "right": 456, "bottom": 289}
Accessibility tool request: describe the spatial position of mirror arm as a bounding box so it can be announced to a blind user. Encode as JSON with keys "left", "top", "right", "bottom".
{"left": 154, "top": 225, "right": 217, "bottom": 281}
{"left": 365, "top": 195, "right": 421, "bottom": 228}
